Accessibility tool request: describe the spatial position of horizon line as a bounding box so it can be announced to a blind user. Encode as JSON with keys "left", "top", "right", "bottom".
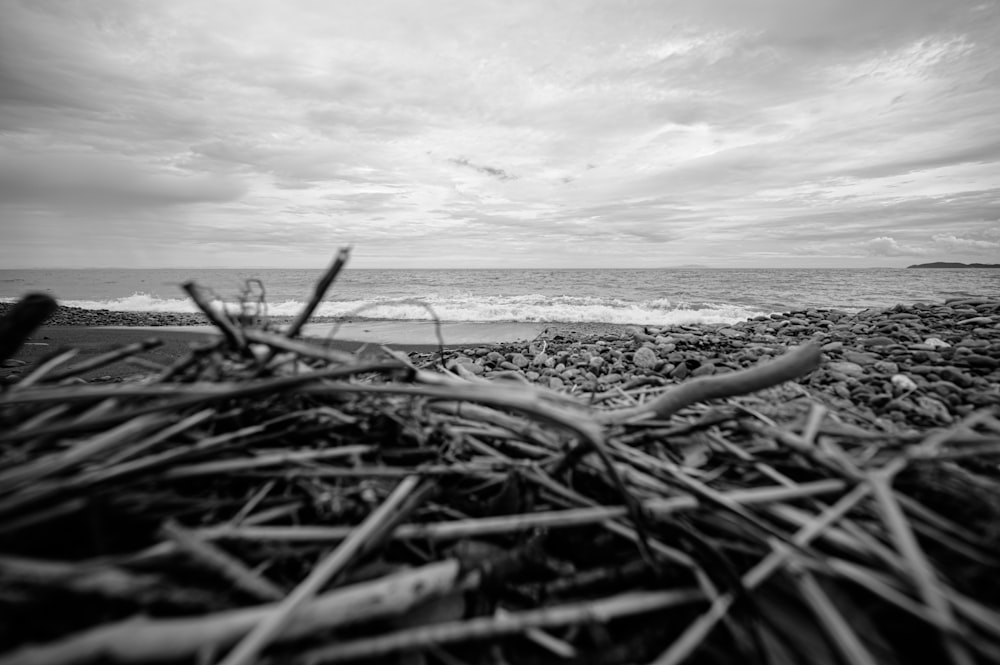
{"left": 0, "top": 265, "right": 918, "bottom": 271}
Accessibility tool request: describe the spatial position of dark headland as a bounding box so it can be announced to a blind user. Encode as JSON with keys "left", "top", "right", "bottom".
{"left": 906, "top": 261, "right": 1000, "bottom": 268}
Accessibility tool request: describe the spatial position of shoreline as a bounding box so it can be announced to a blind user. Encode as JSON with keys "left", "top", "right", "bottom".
{"left": 2, "top": 298, "right": 998, "bottom": 429}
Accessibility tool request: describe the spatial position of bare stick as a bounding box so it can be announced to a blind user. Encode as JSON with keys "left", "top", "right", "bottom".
{"left": 217, "top": 475, "right": 430, "bottom": 665}
{"left": 285, "top": 247, "right": 351, "bottom": 339}
{"left": 0, "top": 559, "right": 467, "bottom": 665}
{"left": 192, "top": 479, "right": 846, "bottom": 543}
{"left": 181, "top": 281, "right": 246, "bottom": 350}
{"left": 160, "top": 519, "right": 285, "bottom": 602}
{"left": 603, "top": 343, "right": 822, "bottom": 424}
{"left": 295, "top": 589, "right": 705, "bottom": 664}
{"left": 242, "top": 328, "right": 356, "bottom": 364}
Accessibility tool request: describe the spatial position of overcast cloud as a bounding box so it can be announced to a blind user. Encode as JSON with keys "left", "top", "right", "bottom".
{"left": 1, "top": 0, "right": 998, "bottom": 268}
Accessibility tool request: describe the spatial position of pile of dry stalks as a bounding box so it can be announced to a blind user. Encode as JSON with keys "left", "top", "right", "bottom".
{"left": 1, "top": 249, "right": 999, "bottom": 665}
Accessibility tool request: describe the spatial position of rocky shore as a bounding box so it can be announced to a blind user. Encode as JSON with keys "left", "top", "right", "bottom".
{"left": 3, "top": 299, "right": 998, "bottom": 430}
{"left": 420, "top": 297, "right": 1000, "bottom": 430}
{"left": 0, "top": 303, "right": 212, "bottom": 327}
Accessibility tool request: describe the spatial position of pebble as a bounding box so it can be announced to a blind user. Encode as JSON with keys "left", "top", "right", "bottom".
{"left": 632, "top": 347, "right": 659, "bottom": 369}
{"left": 509, "top": 353, "right": 530, "bottom": 368}
{"left": 843, "top": 351, "right": 880, "bottom": 365}
{"left": 890, "top": 374, "right": 917, "bottom": 393}
{"left": 862, "top": 336, "right": 897, "bottom": 347}
{"left": 828, "top": 361, "right": 865, "bottom": 377}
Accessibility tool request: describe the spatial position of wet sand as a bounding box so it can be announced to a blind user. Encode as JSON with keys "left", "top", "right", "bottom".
{"left": 3, "top": 320, "right": 583, "bottom": 382}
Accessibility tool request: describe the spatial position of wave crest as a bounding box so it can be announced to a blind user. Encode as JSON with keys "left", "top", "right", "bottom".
{"left": 49, "top": 292, "right": 764, "bottom": 325}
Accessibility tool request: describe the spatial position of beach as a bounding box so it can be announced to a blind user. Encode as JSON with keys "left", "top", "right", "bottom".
{"left": 0, "top": 303, "right": 632, "bottom": 382}
{"left": 2, "top": 298, "right": 997, "bottom": 427}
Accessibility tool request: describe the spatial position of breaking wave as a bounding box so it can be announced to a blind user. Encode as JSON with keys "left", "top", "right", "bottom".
{"left": 52, "top": 292, "right": 766, "bottom": 326}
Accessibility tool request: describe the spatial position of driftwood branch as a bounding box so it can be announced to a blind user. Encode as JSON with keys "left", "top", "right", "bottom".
{"left": 181, "top": 281, "right": 246, "bottom": 350}
{"left": 603, "top": 343, "right": 822, "bottom": 424}
{"left": 285, "top": 246, "right": 351, "bottom": 339}
{"left": 0, "top": 560, "right": 469, "bottom": 665}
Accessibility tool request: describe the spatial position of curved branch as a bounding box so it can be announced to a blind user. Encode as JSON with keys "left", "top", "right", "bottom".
{"left": 602, "top": 344, "right": 822, "bottom": 424}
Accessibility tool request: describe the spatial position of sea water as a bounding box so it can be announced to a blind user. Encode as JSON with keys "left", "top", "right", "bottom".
{"left": 1, "top": 268, "right": 997, "bottom": 327}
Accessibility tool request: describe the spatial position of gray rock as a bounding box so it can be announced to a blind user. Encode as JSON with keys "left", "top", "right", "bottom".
{"left": 843, "top": 350, "right": 880, "bottom": 365}
{"left": 862, "top": 336, "right": 896, "bottom": 347}
{"left": 691, "top": 364, "right": 716, "bottom": 377}
{"left": 669, "top": 363, "right": 692, "bottom": 380}
{"left": 890, "top": 374, "right": 917, "bottom": 393}
{"left": 937, "top": 366, "right": 972, "bottom": 388}
{"left": 828, "top": 361, "right": 865, "bottom": 377}
{"left": 633, "top": 347, "right": 659, "bottom": 369}
{"left": 915, "top": 395, "right": 953, "bottom": 423}
{"left": 872, "top": 360, "right": 899, "bottom": 375}
{"left": 964, "top": 354, "right": 998, "bottom": 369}
{"left": 509, "top": 353, "right": 530, "bottom": 368}
{"left": 459, "top": 361, "right": 485, "bottom": 375}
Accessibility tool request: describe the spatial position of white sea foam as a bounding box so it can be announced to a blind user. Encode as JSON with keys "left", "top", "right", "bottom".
{"left": 53, "top": 292, "right": 766, "bottom": 325}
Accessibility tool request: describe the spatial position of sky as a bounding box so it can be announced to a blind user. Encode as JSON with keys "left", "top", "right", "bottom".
{"left": 1, "top": 0, "right": 999, "bottom": 269}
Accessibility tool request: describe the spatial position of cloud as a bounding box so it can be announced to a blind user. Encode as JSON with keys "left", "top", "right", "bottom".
{"left": 0, "top": 0, "right": 998, "bottom": 267}
{"left": 0, "top": 150, "right": 246, "bottom": 209}
{"left": 448, "top": 157, "right": 517, "bottom": 181}
{"left": 932, "top": 230, "right": 1000, "bottom": 253}
{"left": 859, "top": 236, "right": 931, "bottom": 257}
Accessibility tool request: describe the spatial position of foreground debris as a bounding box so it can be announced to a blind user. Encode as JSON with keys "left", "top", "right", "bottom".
{"left": 1, "top": 262, "right": 999, "bottom": 665}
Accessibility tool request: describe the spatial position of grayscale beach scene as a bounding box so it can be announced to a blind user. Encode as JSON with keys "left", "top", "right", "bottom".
{"left": 1, "top": 2, "right": 998, "bottom": 664}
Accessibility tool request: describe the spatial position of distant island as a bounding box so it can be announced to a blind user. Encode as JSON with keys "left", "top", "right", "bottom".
{"left": 906, "top": 262, "right": 1000, "bottom": 269}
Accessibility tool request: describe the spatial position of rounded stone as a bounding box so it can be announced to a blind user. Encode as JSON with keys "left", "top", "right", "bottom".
{"left": 691, "top": 364, "right": 716, "bottom": 377}
{"left": 843, "top": 350, "right": 880, "bottom": 365}
{"left": 890, "top": 374, "right": 917, "bottom": 393}
{"left": 509, "top": 353, "right": 530, "bottom": 368}
{"left": 633, "top": 346, "right": 659, "bottom": 369}
{"left": 872, "top": 360, "right": 899, "bottom": 375}
{"left": 827, "top": 361, "right": 865, "bottom": 377}
{"left": 965, "top": 354, "right": 999, "bottom": 369}
{"left": 862, "top": 336, "right": 896, "bottom": 347}
{"left": 937, "top": 367, "right": 972, "bottom": 388}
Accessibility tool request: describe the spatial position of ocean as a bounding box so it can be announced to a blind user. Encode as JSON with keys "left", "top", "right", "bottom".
{"left": 1, "top": 268, "right": 997, "bottom": 327}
